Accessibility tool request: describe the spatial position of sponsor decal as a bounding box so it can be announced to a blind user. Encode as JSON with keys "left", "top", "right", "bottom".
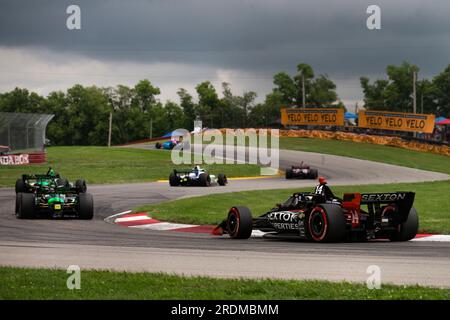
{"left": 361, "top": 193, "right": 406, "bottom": 202}
{"left": 0, "top": 154, "right": 29, "bottom": 165}
{"left": 281, "top": 108, "right": 345, "bottom": 126}
{"left": 358, "top": 110, "right": 435, "bottom": 133}
{"left": 268, "top": 211, "right": 300, "bottom": 230}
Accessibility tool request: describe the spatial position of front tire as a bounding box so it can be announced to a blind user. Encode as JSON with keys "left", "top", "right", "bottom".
{"left": 155, "top": 142, "right": 162, "bottom": 149}
{"left": 307, "top": 204, "right": 346, "bottom": 242}
{"left": 78, "top": 193, "right": 94, "bottom": 220}
{"left": 217, "top": 174, "right": 227, "bottom": 186}
{"left": 309, "top": 169, "right": 318, "bottom": 179}
{"left": 227, "top": 206, "right": 253, "bottom": 239}
{"left": 389, "top": 207, "right": 418, "bottom": 241}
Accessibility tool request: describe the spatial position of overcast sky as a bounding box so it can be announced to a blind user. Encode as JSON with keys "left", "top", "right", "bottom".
{"left": 1, "top": 0, "right": 449, "bottom": 111}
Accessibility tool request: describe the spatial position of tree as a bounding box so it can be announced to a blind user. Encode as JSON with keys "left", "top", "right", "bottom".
{"left": 360, "top": 77, "right": 389, "bottom": 110}
{"left": 163, "top": 101, "right": 185, "bottom": 130}
{"left": 308, "top": 75, "right": 338, "bottom": 107}
{"left": 273, "top": 72, "right": 296, "bottom": 105}
{"left": 384, "top": 62, "right": 420, "bottom": 113}
{"left": 432, "top": 64, "right": 450, "bottom": 117}
{"left": 177, "top": 88, "right": 196, "bottom": 130}
{"left": 132, "top": 79, "right": 161, "bottom": 114}
{"left": 271, "top": 63, "right": 338, "bottom": 108}
{"left": 195, "top": 81, "right": 219, "bottom": 127}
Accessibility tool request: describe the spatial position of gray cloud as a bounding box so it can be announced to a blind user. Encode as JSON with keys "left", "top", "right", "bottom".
{"left": 1, "top": 0, "right": 449, "bottom": 108}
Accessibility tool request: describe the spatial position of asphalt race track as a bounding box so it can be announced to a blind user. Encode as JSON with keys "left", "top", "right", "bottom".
{"left": 1, "top": 149, "right": 450, "bottom": 287}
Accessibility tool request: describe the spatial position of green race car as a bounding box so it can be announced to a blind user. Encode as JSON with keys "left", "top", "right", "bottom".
{"left": 15, "top": 168, "right": 93, "bottom": 219}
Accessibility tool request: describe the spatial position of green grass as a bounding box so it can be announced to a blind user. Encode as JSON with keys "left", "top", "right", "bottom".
{"left": 0, "top": 146, "right": 260, "bottom": 187}
{"left": 0, "top": 267, "right": 448, "bottom": 299}
{"left": 136, "top": 180, "right": 450, "bottom": 234}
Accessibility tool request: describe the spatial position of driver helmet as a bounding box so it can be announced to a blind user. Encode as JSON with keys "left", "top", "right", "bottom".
{"left": 48, "top": 169, "right": 56, "bottom": 177}
{"left": 318, "top": 176, "right": 327, "bottom": 184}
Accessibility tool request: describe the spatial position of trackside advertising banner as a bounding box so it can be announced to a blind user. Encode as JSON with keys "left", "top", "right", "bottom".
{"left": 280, "top": 108, "right": 345, "bottom": 126}
{"left": 358, "top": 110, "right": 435, "bottom": 133}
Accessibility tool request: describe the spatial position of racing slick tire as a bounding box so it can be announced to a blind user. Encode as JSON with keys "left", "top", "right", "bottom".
{"left": 199, "top": 173, "right": 211, "bottom": 187}
{"left": 285, "top": 169, "right": 293, "bottom": 179}
{"left": 78, "top": 193, "right": 94, "bottom": 220}
{"left": 75, "top": 179, "right": 87, "bottom": 193}
{"left": 227, "top": 206, "right": 253, "bottom": 239}
{"left": 17, "top": 193, "right": 35, "bottom": 219}
{"left": 169, "top": 172, "right": 180, "bottom": 186}
{"left": 307, "top": 204, "right": 346, "bottom": 242}
{"left": 155, "top": 142, "right": 162, "bottom": 149}
{"left": 15, "top": 179, "right": 27, "bottom": 193}
{"left": 389, "top": 207, "right": 419, "bottom": 242}
{"left": 217, "top": 174, "right": 227, "bottom": 186}
{"left": 309, "top": 169, "right": 318, "bottom": 179}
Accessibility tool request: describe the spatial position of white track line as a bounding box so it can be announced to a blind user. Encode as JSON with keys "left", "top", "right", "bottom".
{"left": 104, "top": 210, "right": 132, "bottom": 221}
{"left": 411, "top": 235, "right": 450, "bottom": 242}
{"left": 115, "top": 215, "right": 151, "bottom": 223}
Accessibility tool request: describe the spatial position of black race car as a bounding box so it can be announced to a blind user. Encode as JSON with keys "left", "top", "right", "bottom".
{"left": 15, "top": 168, "right": 93, "bottom": 219}
{"left": 213, "top": 191, "right": 418, "bottom": 242}
{"left": 169, "top": 166, "right": 227, "bottom": 187}
{"left": 285, "top": 163, "right": 318, "bottom": 179}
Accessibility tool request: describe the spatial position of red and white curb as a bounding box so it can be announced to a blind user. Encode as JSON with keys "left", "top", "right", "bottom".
{"left": 111, "top": 212, "right": 450, "bottom": 241}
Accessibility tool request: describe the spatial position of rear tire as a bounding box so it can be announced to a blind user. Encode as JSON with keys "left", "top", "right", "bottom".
{"left": 227, "top": 206, "right": 253, "bottom": 239}
{"left": 169, "top": 172, "right": 180, "bottom": 186}
{"left": 75, "top": 179, "right": 87, "bottom": 193}
{"left": 307, "top": 204, "right": 346, "bottom": 242}
{"left": 217, "top": 174, "right": 227, "bottom": 186}
{"left": 78, "top": 193, "right": 94, "bottom": 220}
{"left": 58, "top": 178, "right": 70, "bottom": 188}
{"left": 155, "top": 142, "right": 162, "bottom": 149}
{"left": 15, "top": 179, "right": 27, "bottom": 193}
{"left": 199, "top": 173, "right": 211, "bottom": 186}
{"left": 389, "top": 207, "right": 418, "bottom": 241}
{"left": 17, "top": 193, "right": 35, "bottom": 219}
{"left": 285, "top": 169, "right": 293, "bottom": 179}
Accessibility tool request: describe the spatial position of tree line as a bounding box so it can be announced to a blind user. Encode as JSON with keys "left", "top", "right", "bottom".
{"left": 0, "top": 62, "right": 449, "bottom": 146}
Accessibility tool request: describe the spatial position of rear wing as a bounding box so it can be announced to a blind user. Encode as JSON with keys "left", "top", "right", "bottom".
{"left": 173, "top": 169, "right": 194, "bottom": 175}
{"left": 343, "top": 192, "right": 415, "bottom": 223}
{"left": 22, "top": 173, "right": 60, "bottom": 181}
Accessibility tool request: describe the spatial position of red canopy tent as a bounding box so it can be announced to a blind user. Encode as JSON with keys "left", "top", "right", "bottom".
{"left": 436, "top": 119, "right": 450, "bottom": 125}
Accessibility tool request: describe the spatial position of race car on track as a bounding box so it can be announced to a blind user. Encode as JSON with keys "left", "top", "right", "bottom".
{"left": 155, "top": 139, "right": 179, "bottom": 150}
{"left": 285, "top": 163, "right": 318, "bottom": 179}
{"left": 213, "top": 191, "right": 418, "bottom": 242}
{"left": 15, "top": 168, "right": 93, "bottom": 219}
{"left": 169, "top": 166, "right": 227, "bottom": 187}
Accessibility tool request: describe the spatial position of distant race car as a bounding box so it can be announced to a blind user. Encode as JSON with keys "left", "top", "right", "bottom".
{"left": 15, "top": 168, "right": 93, "bottom": 219}
{"left": 213, "top": 191, "right": 418, "bottom": 242}
{"left": 285, "top": 163, "right": 318, "bottom": 179}
{"left": 169, "top": 166, "right": 227, "bottom": 187}
{"left": 0, "top": 145, "right": 10, "bottom": 155}
{"left": 155, "top": 140, "right": 179, "bottom": 150}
